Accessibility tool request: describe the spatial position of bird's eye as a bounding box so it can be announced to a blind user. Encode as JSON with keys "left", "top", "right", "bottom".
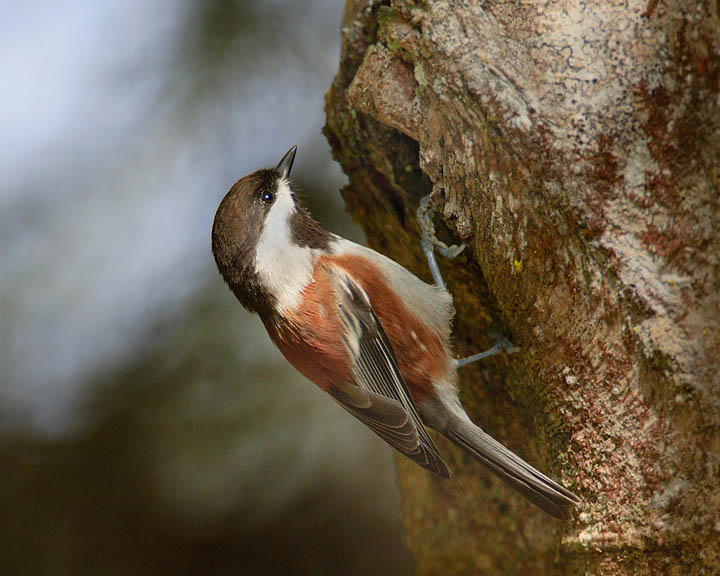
{"left": 261, "top": 191, "right": 275, "bottom": 205}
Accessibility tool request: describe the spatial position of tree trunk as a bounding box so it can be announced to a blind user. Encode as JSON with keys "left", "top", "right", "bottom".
{"left": 324, "top": 1, "right": 720, "bottom": 574}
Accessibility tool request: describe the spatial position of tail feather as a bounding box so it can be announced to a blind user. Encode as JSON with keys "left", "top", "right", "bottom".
{"left": 447, "top": 421, "right": 580, "bottom": 519}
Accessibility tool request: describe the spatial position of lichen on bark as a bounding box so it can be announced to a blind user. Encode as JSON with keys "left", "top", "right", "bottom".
{"left": 325, "top": 1, "right": 720, "bottom": 574}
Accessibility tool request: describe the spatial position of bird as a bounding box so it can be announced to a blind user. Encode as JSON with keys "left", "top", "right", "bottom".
{"left": 211, "top": 146, "right": 580, "bottom": 518}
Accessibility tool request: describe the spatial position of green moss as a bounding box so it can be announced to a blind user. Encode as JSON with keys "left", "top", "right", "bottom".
{"left": 376, "top": 5, "right": 398, "bottom": 28}
{"left": 385, "top": 39, "right": 400, "bottom": 52}
{"left": 414, "top": 62, "right": 428, "bottom": 86}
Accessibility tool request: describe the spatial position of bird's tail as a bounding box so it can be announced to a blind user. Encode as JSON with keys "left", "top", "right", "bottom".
{"left": 446, "top": 420, "right": 580, "bottom": 519}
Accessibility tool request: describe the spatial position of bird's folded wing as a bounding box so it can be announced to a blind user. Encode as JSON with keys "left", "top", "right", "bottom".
{"left": 325, "top": 266, "right": 450, "bottom": 477}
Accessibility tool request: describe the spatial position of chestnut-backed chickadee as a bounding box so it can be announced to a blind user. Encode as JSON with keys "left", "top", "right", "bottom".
{"left": 211, "top": 146, "right": 580, "bottom": 518}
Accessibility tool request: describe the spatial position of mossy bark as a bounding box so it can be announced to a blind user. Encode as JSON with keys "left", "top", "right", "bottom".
{"left": 324, "top": 1, "right": 720, "bottom": 574}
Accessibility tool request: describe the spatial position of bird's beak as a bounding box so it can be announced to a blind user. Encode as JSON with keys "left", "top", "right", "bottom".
{"left": 275, "top": 145, "right": 297, "bottom": 179}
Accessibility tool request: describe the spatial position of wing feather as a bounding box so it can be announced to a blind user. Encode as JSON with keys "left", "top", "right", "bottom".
{"left": 326, "top": 266, "right": 450, "bottom": 477}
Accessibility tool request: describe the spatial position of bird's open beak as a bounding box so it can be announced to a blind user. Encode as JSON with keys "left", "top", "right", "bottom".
{"left": 275, "top": 145, "right": 297, "bottom": 179}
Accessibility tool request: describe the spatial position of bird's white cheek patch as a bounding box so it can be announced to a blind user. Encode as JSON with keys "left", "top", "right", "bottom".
{"left": 254, "top": 179, "right": 314, "bottom": 312}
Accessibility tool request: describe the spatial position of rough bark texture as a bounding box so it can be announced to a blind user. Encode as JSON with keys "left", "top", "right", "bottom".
{"left": 324, "top": 1, "right": 720, "bottom": 574}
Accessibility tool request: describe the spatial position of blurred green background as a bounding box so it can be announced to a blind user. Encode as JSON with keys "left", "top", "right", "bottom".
{"left": 0, "top": 1, "right": 413, "bottom": 574}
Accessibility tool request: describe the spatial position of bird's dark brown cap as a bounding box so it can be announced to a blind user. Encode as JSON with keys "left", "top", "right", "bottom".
{"left": 211, "top": 146, "right": 329, "bottom": 314}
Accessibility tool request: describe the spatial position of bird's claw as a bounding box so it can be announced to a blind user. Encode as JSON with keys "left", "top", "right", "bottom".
{"left": 417, "top": 195, "right": 466, "bottom": 261}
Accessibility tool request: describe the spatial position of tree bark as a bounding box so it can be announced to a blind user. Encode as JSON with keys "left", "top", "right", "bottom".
{"left": 324, "top": 1, "right": 720, "bottom": 574}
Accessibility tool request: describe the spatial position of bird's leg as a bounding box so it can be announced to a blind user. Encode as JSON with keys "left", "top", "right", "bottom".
{"left": 454, "top": 332, "right": 520, "bottom": 370}
{"left": 417, "top": 195, "right": 465, "bottom": 291}
{"left": 417, "top": 195, "right": 521, "bottom": 369}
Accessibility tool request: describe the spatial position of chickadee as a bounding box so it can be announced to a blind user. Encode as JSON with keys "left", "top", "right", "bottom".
{"left": 211, "top": 146, "right": 580, "bottom": 518}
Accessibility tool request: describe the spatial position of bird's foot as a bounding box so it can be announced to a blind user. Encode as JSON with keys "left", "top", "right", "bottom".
{"left": 417, "top": 195, "right": 465, "bottom": 290}
{"left": 454, "top": 331, "right": 520, "bottom": 370}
